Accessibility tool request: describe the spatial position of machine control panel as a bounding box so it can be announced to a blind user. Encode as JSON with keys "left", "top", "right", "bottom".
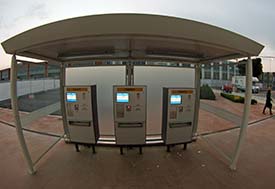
{"left": 113, "top": 86, "right": 147, "bottom": 145}
{"left": 114, "top": 86, "right": 146, "bottom": 122}
{"left": 162, "top": 88, "right": 195, "bottom": 145}
{"left": 65, "top": 87, "right": 93, "bottom": 121}
{"left": 168, "top": 90, "right": 194, "bottom": 124}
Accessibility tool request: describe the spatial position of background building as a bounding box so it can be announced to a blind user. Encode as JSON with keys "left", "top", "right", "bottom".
{"left": 201, "top": 60, "right": 239, "bottom": 88}
{"left": 1, "top": 59, "right": 274, "bottom": 90}
{"left": 0, "top": 68, "right": 10, "bottom": 81}
{"left": 0, "top": 61, "right": 59, "bottom": 81}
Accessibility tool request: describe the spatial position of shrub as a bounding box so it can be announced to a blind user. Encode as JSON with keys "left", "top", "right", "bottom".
{"left": 200, "top": 84, "right": 216, "bottom": 100}
{"left": 220, "top": 93, "right": 257, "bottom": 105}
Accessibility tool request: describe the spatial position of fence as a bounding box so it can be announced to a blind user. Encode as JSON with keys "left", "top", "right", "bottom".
{"left": 0, "top": 79, "right": 60, "bottom": 101}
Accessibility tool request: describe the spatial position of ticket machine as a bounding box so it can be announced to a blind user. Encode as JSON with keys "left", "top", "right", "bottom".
{"left": 64, "top": 85, "right": 99, "bottom": 153}
{"left": 113, "top": 85, "right": 147, "bottom": 154}
{"left": 162, "top": 88, "right": 195, "bottom": 151}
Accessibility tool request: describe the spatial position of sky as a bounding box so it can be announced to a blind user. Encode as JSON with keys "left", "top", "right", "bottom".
{"left": 0, "top": 0, "right": 275, "bottom": 71}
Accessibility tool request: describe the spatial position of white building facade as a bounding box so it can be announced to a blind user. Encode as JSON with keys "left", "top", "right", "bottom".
{"left": 201, "top": 60, "right": 239, "bottom": 88}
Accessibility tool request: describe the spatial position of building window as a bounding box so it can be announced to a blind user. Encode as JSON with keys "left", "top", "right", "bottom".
{"left": 229, "top": 65, "right": 235, "bottom": 80}
{"left": 2, "top": 70, "right": 9, "bottom": 80}
{"left": 214, "top": 72, "right": 219, "bottom": 80}
{"left": 222, "top": 64, "right": 228, "bottom": 80}
{"left": 213, "top": 63, "right": 220, "bottom": 80}
{"left": 205, "top": 71, "right": 211, "bottom": 79}
{"left": 204, "top": 64, "right": 211, "bottom": 79}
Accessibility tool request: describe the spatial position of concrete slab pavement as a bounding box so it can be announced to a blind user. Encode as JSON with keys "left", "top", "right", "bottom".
{"left": 1, "top": 117, "right": 275, "bottom": 188}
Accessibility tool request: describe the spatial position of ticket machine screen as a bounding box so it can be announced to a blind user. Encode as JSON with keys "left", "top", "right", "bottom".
{"left": 116, "top": 93, "right": 129, "bottom": 103}
{"left": 170, "top": 95, "right": 182, "bottom": 105}
{"left": 66, "top": 92, "right": 77, "bottom": 102}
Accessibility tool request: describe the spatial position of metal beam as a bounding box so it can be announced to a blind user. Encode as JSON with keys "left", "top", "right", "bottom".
{"left": 230, "top": 57, "right": 252, "bottom": 170}
{"left": 10, "top": 55, "right": 36, "bottom": 174}
{"left": 21, "top": 102, "right": 60, "bottom": 127}
{"left": 59, "top": 63, "right": 70, "bottom": 140}
{"left": 33, "top": 134, "right": 64, "bottom": 166}
{"left": 126, "top": 62, "right": 134, "bottom": 86}
{"left": 199, "top": 53, "right": 242, "bottom": 64}
{"left": 192, "top": 64, "right": 201, "bottom": 137}
{"left": 19, "top": 51, "right": 61, "bottom": 65}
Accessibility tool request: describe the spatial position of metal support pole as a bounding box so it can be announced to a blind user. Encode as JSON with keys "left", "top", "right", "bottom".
{"left": 125, "top": 63, "right": 128, "bottom": 85}
{"left": 120, "top": 146, "right": 124, "bottom": 155}
{"left": 233, "top": 64, "right": 237, "bottom": 77}
{"left": 8, "top": 67, "right": 11, "bottom": 80}
{"left": 139, "top": 146, "right": 142, "bottom": 154}
{"left": 201, "top": 66, "right": 205, "bottom": 79}
{"left": 210, "top": 63, "right": 214, "bottom": 80}
{"left": 125, "top": 62, "right": 134, "bottom": 86}
{"left": 45, "top": 62, "right": 48, "bottom": 78}
{"left": 230, "top": 57, "right": 252, "bottom": 170}
{"left": 92, "top": 145, "right": 96, "bottom": 154}
{"left": 227, "top": 64, "right": 230, "bottom": 80}
{"left": 130, "top": 64, "right": 134, "bottom": 86}
{"left": 167, "top": 145, "right": 171, "bottom": 152}
{"left": 183, "top": 143, "right": 187, "bottom": 150}
{"left": 192, "top": 64, "right": 201, "bottom": 137}
{"left": 219, "top": 62, "right": 223, "bottom": 80}
{"left": 59, "top": 63, "right": 70, "bottom": 140}
{"left": 10, "top": 55, "right": 36, "bottom": 174}
{"left": 27, "top": 63, "right": 30, "bottom": 80}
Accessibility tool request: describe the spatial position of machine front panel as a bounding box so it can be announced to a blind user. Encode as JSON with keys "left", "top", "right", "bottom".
{"left": 113, "top": 86, "right": 147, "bottom": 145}
{"left": 168, "top": 89, "right": 195, "bottom": 124}
{"left": 162, "top": 88, "right": 195, "bottom": 145}
{"left": 64, "top": 86, "right": 98, "bottom": 144}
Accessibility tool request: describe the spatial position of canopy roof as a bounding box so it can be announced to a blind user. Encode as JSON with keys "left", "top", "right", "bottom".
{"left": 1, "top": 14, "right": 264, "bottom": 64}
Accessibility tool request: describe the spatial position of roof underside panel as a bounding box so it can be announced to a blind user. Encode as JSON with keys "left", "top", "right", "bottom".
{"left": 1, "top": 14, "right": 264, "bottom": 63}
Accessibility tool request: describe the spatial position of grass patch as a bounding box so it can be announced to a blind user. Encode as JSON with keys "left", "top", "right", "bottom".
{"left": 220, "top": 93, "right": 257, "bottom": 105}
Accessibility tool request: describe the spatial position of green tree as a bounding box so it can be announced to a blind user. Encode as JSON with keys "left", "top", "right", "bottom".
{"left": 237, "top": 59, "right": 246, "bottom": 76}
{"left": 252, "top": 58, "right": 263, "bottom": 77}
{"left": 237, "top": 58, "right": 263, "bottom": 78}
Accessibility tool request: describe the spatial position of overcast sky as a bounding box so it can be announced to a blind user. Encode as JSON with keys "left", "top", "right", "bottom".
{"left": 0, "top": 0, "right": 274, "bottom": 71}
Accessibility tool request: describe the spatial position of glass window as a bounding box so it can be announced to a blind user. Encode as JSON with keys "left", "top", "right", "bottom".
{"left": 66, "top": 66, "right": 125, "bottom": 135}
{"left": 222, "top": 64, "right": 228, "bottom": 80}
{"left": 134, "top": 66, "right": 195, "bottom": 135}
{"left": 214, "top": 72, "right": 220, "bottom": 80}
{"left": 213, "top": 63, "right": 220, "bottom": 80}
{"left": 204, "top": 64, "right": 211, "bottom": 79}
{"left": 205, "top": 71, "right": 211, "bottom": 79}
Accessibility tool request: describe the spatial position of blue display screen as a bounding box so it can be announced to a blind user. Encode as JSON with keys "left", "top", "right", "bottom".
{"left": 170, "top": 95, "right": 182, "bottom": 105}
{"left": 66, "top": 92, "right": 77, "bottom": 102}
{"left": 116, "top": 93, "right": 129, "bottom": 103}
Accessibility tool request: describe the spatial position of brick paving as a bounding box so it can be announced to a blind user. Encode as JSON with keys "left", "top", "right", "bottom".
{"left": 1, "top": 91, "right": 272, "bottom": 135}
{"left": 0, "top": 92, "right": 275, "bottom": 188}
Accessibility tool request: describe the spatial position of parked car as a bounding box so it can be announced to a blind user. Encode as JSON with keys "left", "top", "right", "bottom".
{"left": 222, "top": 84, "right": 233, "bottom": 93}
